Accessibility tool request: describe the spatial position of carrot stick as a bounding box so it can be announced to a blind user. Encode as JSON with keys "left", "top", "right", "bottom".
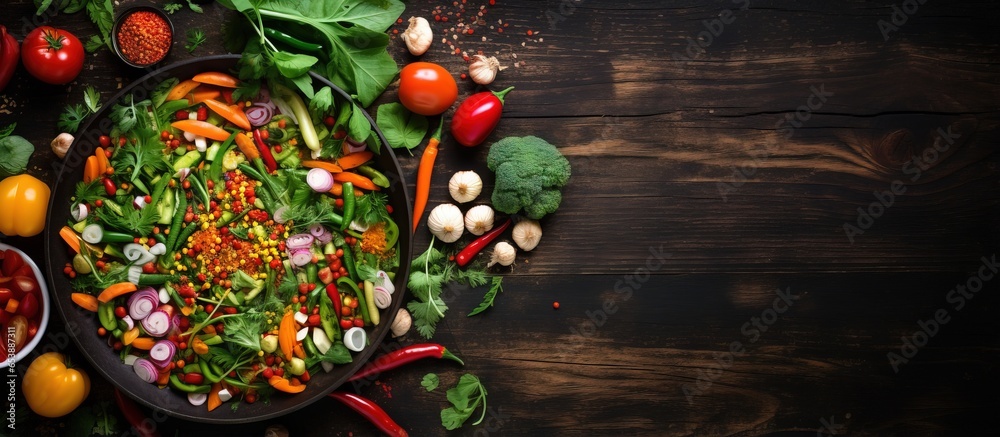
{"left": 171, "top": 120, "right": 231, "bottom": 142}
{"left": 98, "top": 282, "right": 139, "bottom": 303}
{"left": 413, "top": 118, "right": 445, "bottom": 233}
{"left": 332, "top": 172, "right": 377, "bottom": 191}
{"left": 94, "top": 147, "right": 110, "bottom": 176}
{"left": 302, "top": 160, "right": 343, "bottom": 173}
{"left": 84, "top": 156, "right": 100, "bottom": 183}
{"left": 269, "top": 376, "right": 306, "bottom": 393}
{"left": 190, "top": 88, "right": 222, "bottom": 105}
{"left": 192, "top": 72, "right": 240, "bottom": 88}
{"left": 167, "top": 79, "right": 200, "bottom": 101}
{"left": 234, "top": 132, "right": 259, "bottom": 160}
{"left": 130, "top": 337, "right": 156, "bottom": 350}
{"left": 71, "top": 293, "right": 99, "bottom": 312}
{"left": 60, "top": 226, "right": 81, "bottom": 253}
{"left": 336, "top": 151, "right": 373, "bottom": 170}
{"left": 203, "top": 99, "right": 251, "bottom": 131}
{"left": 207, "top": 383, "right": 223, "bottom": 411}
{"left": 279, "top": 312, "right": 296, "bottom": 360}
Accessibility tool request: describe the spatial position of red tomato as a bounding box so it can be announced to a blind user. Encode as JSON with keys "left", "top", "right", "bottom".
{"left": 9, "top": 276, "right": 38, "bottom": 297}
{"left": 19, "top": 293, "right": 38, "bottom": 319}
{"left": 2, "top": 249, "right": 24, "bottom": 276}
{"left": 398, "top": 62, "right": 458, "bottom": 116}
{"left": 21, "top": 26, "right": 84, "bottom": 85}
{"left": 450, "top": 87, "right": 514, "bottom": 147}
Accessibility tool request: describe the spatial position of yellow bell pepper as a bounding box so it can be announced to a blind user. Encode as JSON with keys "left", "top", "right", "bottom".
{"left": 22, "top": 352, "right": 90, "bottom": 418}
{"left": 0, "top": 174, "right": 50, "bottom": 237}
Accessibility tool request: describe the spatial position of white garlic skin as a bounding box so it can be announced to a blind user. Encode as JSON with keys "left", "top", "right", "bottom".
{"left": 512, "top": 219, "right": 542, "bottom": 251}
{"left": 427, "top": 204, "right": 465, "bottom": 243}
{"left": 464, "top": 205, "right": 495, "bottom": 236}
{"left": 51, "top": 133, "right": 74, "bottom": 159}
{"left": 401, "top": 16, "right": 433, "bottom": 56}
{"left": 449, "top": 171, "right": 483, "bottom": 203}
{"left": 468, "top": 55, "right": 502, "bottom": 85}
{"left": 488, "top": 241, "right": 516, "bottom": 267}
{"left": 391, "top": 308, "right": 412, "bottom": 338}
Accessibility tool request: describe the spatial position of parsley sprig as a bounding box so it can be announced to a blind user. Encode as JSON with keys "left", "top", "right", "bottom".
{"left": 406, "top": 238, "right": 489, "bottom": 338}
{"left": 441, "top": 373, "right": 489, "bottom": 430}
{"left": 58, "top": 86, "right": 102, "bottom": 132}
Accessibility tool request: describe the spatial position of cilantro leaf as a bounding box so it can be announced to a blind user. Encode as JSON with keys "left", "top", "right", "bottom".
{"left": 83, "top": 86, "right": 102, "bottom": 113}
{"left": 376, "top": 103, "right": 428, "bottom": 150}
{"left": 113, "top": 128, "right": 169, "bottom": 183}
{"left": 186, "top": 0, "right": 204, "bottom": 13}
{"left": 353, "top": 192, "right": 390, "bottom": 226}
{"left": 441, "top": 373, "right": 488, "bottom": 430}
{"left": 110, "top": 96, "right": 152, "bottom": 135}
{"left": 85, "top": 0, "right": 114, "bottom": 51}
{"left": 467, "top": 276, "right": 503, "bottom": 317}
{"left": 58, "top": 103, "right": 90, "bottom": 133}
{"left": 421, "top": 373, "right": 439, "bottom": 392}
{"left": 98, "top": 200, "right": 160, "bottom": 235}
{"left": 84, "top": 34, "right": 106, "bottom": 53}
{"left": 185, "top": 28, "right": 207, "bottom": 53}
{"left": 223, "top": 311, "right": 265, "bottom": 353}
{"left": 73, "top": 179, "right": 105, "bottom": 207}
{"left": 164, "top": 2, "right": 183, "bottom": 14}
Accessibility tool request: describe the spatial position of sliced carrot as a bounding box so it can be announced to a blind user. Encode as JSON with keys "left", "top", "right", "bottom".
{"left": 207, "top": 383, "right": 223, "bottom": 411}
{"left": 130, "top": 337, "right": 156, "bottom": 350}
{"left": 192, "top": 72, "right": 240, "bottom": 88}
{"left": 171, "top": 119, "right": 232, "bottom": 142}
{"left": 84, "top": 155, "right": 100, "bottom": 183}
{"left": 180, "top": 306, "right": 194, "bottom": 316}
{"left": 302, "top": 160, "right": 343, "bottom": 173}
{"left": 60, "top": 226, "right": 82, "bottom": 253}
{"left": 269, "top": 376, "right": 306, "bottom": 393}
{"left": 190, "top": 88, "right": 222, "bottom": 105}
{"left": 167, "top": 79, "right": 200, "bottom": 101}
{"left": 293, "top": 343, "right": 306, "bottom": 360}
{"left": 71, "top": 293, "right": 99, "bottom": 312}
{"left": 329, "top": 182, "right": 343, "bottom": 197}
{"left": 98, "top": 282, "right": 139, "bottom": 303}
{"left": 94, "top": 147, "right": 110, "bottom": 175}
{"left": 336, "top": 151, "right": 373, "bottom": 170}
{"left": 333, "top": 172, "right": 378, "bottom": 191}
{"left": 202, "top": 99, "right": 251, "bottom": 131}
{"left": 157, "top": 368, "right": 171, "bottom": 386}
{"left": 278, "top": 312, "right": 296, "bottom": 360}
{"left": 234, "top": 132, "right": 259, "bottom": 160}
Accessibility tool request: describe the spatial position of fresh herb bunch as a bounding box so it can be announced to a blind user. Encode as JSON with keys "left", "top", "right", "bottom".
{"left": 407, "top": 238, "right": 489, "bottom": 339}
{"left": 185, "top": 28, "right": 207, "bottom": 53}
{"left": 441, "top": 373, "right": 489, "bottom": 430}
{"left": 216, "top": 0, "right": 404, "bottom": 107}
{"left": 58, "top": 86, "right": 101, "bottom": 132}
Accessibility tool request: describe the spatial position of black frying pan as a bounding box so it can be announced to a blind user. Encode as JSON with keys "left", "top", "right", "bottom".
{"left": 44, "top": 55, "right": 412, "bottom": 424}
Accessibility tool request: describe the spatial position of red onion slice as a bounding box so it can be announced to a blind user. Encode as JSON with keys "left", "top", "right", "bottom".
{"left": 309, "top": 224, "right": 332, "bottom": 244}
{"left": 373, "top": 286, "right": 392, "bottom": 309}
{"left": 289, "top": 247, "right": 313, "bottom": 267}
{"left": 141, "top": 309, "right": 172, "bottom": 337}
{"left": 128, "top": 287, "right": 160, "bottom": 320}
{"left": 345, "top": 136, "right": 367, "bottom": 154}
{"left": 306, "top": 168, "right": 334, "bottom": 192}
{"left": 149, "top": 340, "right": 177, "bottom": 367}
{"left": 133, "top": 358, "right": 158, "bottom": 383}
{"left": 246, "top": 103, "right": 273, "bottom": 127}
{"left": 286, "top": 234, "right": 315, "bottom": 250}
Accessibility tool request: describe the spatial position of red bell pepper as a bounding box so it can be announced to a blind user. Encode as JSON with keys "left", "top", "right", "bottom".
{"left": 0, "top": 26, "right": 19, "bottom": 92}
{"left": 252, "top": 128, "right": 278, "bottom": 173}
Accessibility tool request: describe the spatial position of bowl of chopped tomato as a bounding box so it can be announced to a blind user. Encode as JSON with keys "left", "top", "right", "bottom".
{"left": 1, "top": 243, "right": 51, "bottom": 364}
{"left": 44, "top": 55, "right": 411, "bottom": 423}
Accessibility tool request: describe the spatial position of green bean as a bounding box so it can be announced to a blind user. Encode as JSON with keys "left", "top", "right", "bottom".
{"left": 340, "top": 181, "right": 355, "bottom": 231}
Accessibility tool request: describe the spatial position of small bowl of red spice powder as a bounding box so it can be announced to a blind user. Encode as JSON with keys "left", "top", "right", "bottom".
{"left": 112, "top": 6, "right": 174, "bottom": 68}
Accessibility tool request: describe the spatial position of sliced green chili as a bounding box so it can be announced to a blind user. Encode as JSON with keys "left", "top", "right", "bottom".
{"left": 169, "top": 374, "right": 211, "bottom": 393}
{"left": 263, "top": 28, "right": 323, "bottom": 51}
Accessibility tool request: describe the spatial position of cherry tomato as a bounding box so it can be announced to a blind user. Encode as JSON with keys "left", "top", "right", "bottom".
{"left": 2, "top": 249, "right": 24, "bottom": 276}
{"left": 7, "top": 315, "right": 28, "bottom": 351}
{"left": 450, "top": 87, "right": 514, "bottom": 147}
{"left": 398, "top": 62, "right": 458, "bottom": 116}
{"left": 21, "top": 26, "right": 84, "bottom": 85}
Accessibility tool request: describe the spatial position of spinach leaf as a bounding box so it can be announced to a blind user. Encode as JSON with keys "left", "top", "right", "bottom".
{"left": 0, "top": 133, "right": 34, "bottom": 178}
{"left": 376, "top": 103, "right": 428, "bottom": 151}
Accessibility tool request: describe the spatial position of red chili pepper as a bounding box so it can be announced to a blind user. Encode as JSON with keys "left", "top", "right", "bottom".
{"left": 328, "top": 391, "right": 409, "bottom": 437}
{"left": 326, "top": 283, "right": 342, "bottom": 316}
{"left": 253, "top": 128, "right": 278, "bottom": 173}
{"left": 113, "top": 389, "right": 162, "bottom": 437}
{"left": 455, "top": 218, "right": 513, "bottom": 267}
{"left": 0, "top": 26, "right": 20, "bottom": 93}
{"left": 349, "top": 344, "right": 464, "bottom": 382}
{"left": 102, "top": 177, "right": 118, "bottom": 196}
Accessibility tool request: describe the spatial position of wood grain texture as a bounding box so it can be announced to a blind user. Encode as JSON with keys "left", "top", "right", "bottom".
{"left": 1, "top": 0, "right": 999, "bottom": 436}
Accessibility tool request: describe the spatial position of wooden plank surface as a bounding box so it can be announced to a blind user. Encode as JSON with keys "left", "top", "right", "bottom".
{"left": 2, "top": 0, "right": 999, "bottom": 435}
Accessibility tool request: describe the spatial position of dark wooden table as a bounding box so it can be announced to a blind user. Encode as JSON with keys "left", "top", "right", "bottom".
{"left": 3, "top": 1, "right": 999, "bottom": 435}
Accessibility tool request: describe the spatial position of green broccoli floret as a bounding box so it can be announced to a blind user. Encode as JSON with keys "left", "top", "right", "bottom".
{"left": 486, "top": 136, "right": 571, "bottom": 219}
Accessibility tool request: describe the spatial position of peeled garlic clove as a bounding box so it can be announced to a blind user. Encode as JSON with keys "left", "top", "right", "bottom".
{"left": 464, "top": 204, "right": 495, "bottom": 236}
{"left": 449, "top": 170, "right": 483, "bottom": 203}
{"left": 488, "top": 241, "right": 516, "bottom": 267}
{"left": 391, "top": 308, "right": 412, "bottom": 338}
{"left": 51, "top": 133, "right": 74, "bottom": 159}
{"left": 401, "top": 16, "right": 433, "bottom": 56}
{"left": 427, "top": 203, "right": 465, "bottom": 243}
{"left": 512, "top": 219, "right": 542, "bottom": 251}
{"left": 469, "top": 55, "right": 503, "bottom": 85}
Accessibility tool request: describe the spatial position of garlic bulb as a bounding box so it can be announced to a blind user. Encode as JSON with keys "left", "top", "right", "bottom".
{"left": 464, "top": 205, "right": 495, "bottom": 236}
{"left": 512, "top": 219, "right": 542, "bottom": 251}
{"left": 488, "top": 241, "right": 516, "bottom": 267}
{"left": 401, "top": 17, "right": 432, "bottom": 56}
{"left": 468, "top": 55, "right": 504, "bottom": 85}
{"left": 427, "top": 204, "right": 464, "bottom": 243}
{"left": 51, "top": 133, "right": 74, "bottom": 159}
{"left": 449, "top": 171, "right": 483, "bottom": 203}
{"left": 391, "top": 308, "right": 412, "bottom": 338}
